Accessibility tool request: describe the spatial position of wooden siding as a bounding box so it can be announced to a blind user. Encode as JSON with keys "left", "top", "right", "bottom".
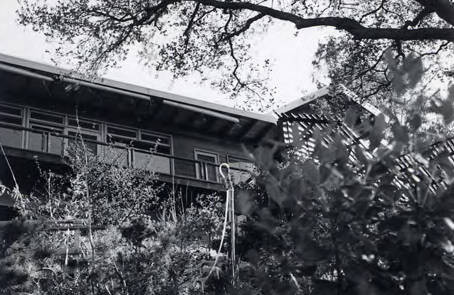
{"left": 0, "top": 99, "right": 255, "bottom": 191}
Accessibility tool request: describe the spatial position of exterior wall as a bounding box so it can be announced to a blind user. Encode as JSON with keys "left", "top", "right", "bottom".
{"left": 0, "top": 94, "right": 255, "bottom": 190}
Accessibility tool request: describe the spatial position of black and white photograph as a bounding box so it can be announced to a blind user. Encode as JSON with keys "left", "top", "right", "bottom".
{"left": 1, "top": 0, "right": 454, "bottom": 294}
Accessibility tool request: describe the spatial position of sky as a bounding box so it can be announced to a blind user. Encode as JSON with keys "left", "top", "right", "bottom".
{"left": 0, "top": 0, "right": 330, "bottom": 111}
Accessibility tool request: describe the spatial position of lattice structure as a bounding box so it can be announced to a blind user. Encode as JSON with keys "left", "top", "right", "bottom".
{"left": 277, "top": 93, "right": 452, "bottom": 195}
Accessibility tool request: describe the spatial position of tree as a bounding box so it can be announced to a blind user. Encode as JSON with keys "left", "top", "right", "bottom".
{"left": 230, "top": 58, "right": 454, "bottom": 294}
{"left": 18, "top": 0, "right": 454, "bottom": 101}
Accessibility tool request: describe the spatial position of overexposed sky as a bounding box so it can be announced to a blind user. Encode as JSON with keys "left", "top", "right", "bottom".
{"left": 0, "top": 0, "right": 330, "bottom": 110}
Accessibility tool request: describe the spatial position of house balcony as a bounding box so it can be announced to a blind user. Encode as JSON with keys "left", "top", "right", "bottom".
{"left": 0, "top": 122, "right": 254, "bottom": 192}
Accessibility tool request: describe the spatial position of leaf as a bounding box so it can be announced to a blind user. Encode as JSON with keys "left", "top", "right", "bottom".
{"left": 354, "top": 145, "right": 369, "bottom": 166}
{"left": 334, "top": 134, "right": 348, "bottom": 164}
{"left": 444, "top": 217, "right": 454, "bottom": 230}
{"left": 312, "top": 280, "right": 338, "bottom": 295}
{"left": 301, "top": 160, "right": 319, "bottom": 184}
{"left": 408, "top": 113, "right": 422, "bottom": 131}
{"left": 391, "top": 124, "right": 409, "bottom": 143}
{"left": 369, "top": 114, "right": 387, "bottom": 149}
{"left": 429, "top": 87, "right": 454, "bottom": 124}
{"left": 345, "top": 106, "right": 360, "bottom": 128}
{"left": 236, "top": 190, "right": 254, "bottom": 215}
{"left": 296, "top": 238, "right": 328, "bottom": 264}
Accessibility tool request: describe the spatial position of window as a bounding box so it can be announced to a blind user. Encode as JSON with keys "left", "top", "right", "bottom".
{"left": 137, "top": 131, "right": 171, "bottom": 154}
{"left": 68, "top": 118, "right": 100, "bottom": 132}
{"left": 0, "top": 103, "right": 23, "bottom": 148}
{"left": 104, "top": 125, "right": 136, "bottom": 166}
{"left": 29, "top": 110, "right": 65, "bottom": 155}
{"left": 107, "top": 125, "right": 136, "bottom": 145}
{"left": 67, "top": 131, "right": 98, "bottom": 155}
{"left": 195, "top": 150, "right": 219, "bottom": 182}
{"left": 66, "top": 117, "right": 101, "bottom": 156}
{"left": 132, "top": 131, "right": 172, "bottom": 174}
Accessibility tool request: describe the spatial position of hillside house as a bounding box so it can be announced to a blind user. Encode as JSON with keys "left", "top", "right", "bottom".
{"left": 2, "top": 54, "right": 450, "bottom": 222}
{"left": 0, "top": 54, "right": 279, "bottom": 219}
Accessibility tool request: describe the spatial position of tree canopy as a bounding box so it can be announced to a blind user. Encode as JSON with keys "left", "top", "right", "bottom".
{"left": 18, "top": 0, "right": 454, "bottom": 102}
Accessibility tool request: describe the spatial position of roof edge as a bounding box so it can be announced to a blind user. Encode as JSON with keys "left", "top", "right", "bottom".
{"left": 0, "top": 53, "right": 276, "bottom": 124}
{"left": 273, "top": 87, "right": 330, "bottom": 116}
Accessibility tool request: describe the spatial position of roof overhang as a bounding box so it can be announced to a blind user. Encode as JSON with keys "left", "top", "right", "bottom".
{"left": 273, "top": 85, "right": 382, "bottom": 119}
{"left": 0, "top": 53, "right": 276, "bottom": 125}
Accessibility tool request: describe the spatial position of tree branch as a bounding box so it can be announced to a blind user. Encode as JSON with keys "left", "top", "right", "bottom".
{"left": 415, "top": 0, "right": 454, "bottom": 27}
{"left": 402, "top": 7, "right": 434, "bottom": 29}
{"left": 359, "top": 0, "right": 386, "bottom": 23}
{"left": 183, "top": 3, "right": 201, "bottom": 46}
{"left": 192, "top": 0, "right": 454, "bottom": 41}
{"left": 220, "top": 13, "right": 265, "bottom": 42}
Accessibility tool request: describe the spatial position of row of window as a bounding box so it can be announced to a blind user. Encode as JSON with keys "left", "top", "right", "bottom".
{"left": 0, "top": 102, "right": 172, "bottom": 154}
{"left": 0, "top": 102, "right": 253, "bottom": 183}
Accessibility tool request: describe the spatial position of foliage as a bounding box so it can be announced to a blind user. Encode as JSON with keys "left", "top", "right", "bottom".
{"left": 17, "top": 0, "right": 454, "bottom": 101}
{"left": 0, "top": 148, "right": 228, "bottom": 294}
{"left": 227, "top": 55, "right": 454, "bottom": 294}
{"left": 15, "top": 145, "right": 160, "bottom": 226}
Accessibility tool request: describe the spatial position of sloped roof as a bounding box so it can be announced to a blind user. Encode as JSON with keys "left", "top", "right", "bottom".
{"left": 0, "top": 53, "right": 276, "bottom": 124}
{"left": 274, "top": 85, "right": 381, "bottom": 118}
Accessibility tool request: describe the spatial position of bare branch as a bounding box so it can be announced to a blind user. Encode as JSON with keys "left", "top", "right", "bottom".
{"left": 359, "top": 0, "right": 386, "bottom": 23}
{"left": 402, "top": 7, "right": 434, "bottom": 29}
{"left": 220, "top": 13, "right": 265, "bottom": 42}
{"left": 192, "top": 0, "right": 454, "bottom": 41}
{"left": 183, "top": 3, "right": 201, "bottom": 46}
{"left": 415, "top": 0, "right": 454, "bottom": 27}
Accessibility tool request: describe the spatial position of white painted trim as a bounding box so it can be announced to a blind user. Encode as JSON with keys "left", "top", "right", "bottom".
{"left": 194, "top": 149, "right": 219, "bottom": 181}
{"left": 273, "top": 88, "right": 330, "bottom": 116}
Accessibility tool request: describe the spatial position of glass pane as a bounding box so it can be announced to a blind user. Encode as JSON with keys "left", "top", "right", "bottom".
{"left": 68, "top": 132, "right": 98, "bottom": 156}
{"left": 132, "top": 140, "right": 155, "bottom": 151}
{"left": 30, "top": 111, "right": 64, "bottom": 124}
{"left": 28, "top": 125, "right": 63, "bottom": 153}
{"left": 205, "top": 163, "right": 218, "bottom": 182}
{"left": 197, "top": 154, "right": 216, "bottom": 163}
{"left": 107, "top": 126, "right": 136, "bottom": 138}
{"left": 156, "top": 145, "right": 171, "bottom": 155}
{"left": 133, "top": 151, "right": 171, "bottom": 174}
{"left": 101, "top": 146, "right": 129, "bottom": 167}
{"left": 0, "top": 127, "right": 22, "bottom": 148}
{"left": 195, "top": 152, "right": 218, "bottom": 181}
{"left": 68, "top": 118, "right": 99, "bottom": 131}
{"left": 141, "top": 132, "right": 170, "bottom": 145}
{"left": 108, "top": 135, "right": 134, "bottom": 146}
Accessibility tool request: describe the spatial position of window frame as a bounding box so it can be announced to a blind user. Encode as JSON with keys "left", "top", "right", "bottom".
{"left": 0, "top": 102, "right": 25, "bottom": 148}
{"left": 0, "top": 102, "right": 174, "bottom": 169}
{"left": 194, "top": 149, "right": 219, "bottom": 182}
{"left": 66, "top": 116, "right": 102, "bottom": 156}
{"left": 137, "top": 129, "right": 173, "bottom": 156}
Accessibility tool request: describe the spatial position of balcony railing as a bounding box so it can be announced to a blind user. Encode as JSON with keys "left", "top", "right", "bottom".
{"left": 0, "top": 122, "right": 254, "bottom": 186}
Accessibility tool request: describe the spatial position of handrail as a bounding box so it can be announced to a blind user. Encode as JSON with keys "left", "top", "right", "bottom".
{"left": 0, "top": 122, "right": 253, "bottom": 176}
